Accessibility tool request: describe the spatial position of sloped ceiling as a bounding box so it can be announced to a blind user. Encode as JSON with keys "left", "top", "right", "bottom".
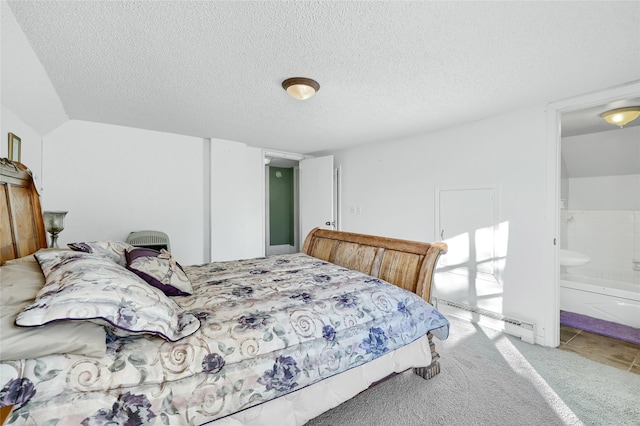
{"left": 562, "top": 126, "right": 640, "bottom": 178}
{"left": 1, "top": 1, "right": 68, "bottom": 134}
{"left": 4, "top": 1, "right": 640, "bottom": 156}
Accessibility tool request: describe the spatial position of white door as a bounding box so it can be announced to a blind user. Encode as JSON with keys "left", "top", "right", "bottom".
{"left": 299, "top": 155, "right": 334, "bottom": 242}
{"left": 434, "top": 186, "right": 502, "bottom": 314}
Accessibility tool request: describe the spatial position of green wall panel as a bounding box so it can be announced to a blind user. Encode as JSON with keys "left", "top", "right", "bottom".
{"left": 269, "top": 167, "right": 294, "bottom": 246}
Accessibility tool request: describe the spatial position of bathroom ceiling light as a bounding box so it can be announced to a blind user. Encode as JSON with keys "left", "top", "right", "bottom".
{"left": 282, "top": 77, "right": 320, "bottom": 100}
{"left": 600, "top": 106, "right": 640, "bottom": 127}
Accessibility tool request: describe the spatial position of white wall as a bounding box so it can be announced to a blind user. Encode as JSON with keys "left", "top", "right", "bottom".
{"left": 1, "top": 106, "right": 43, "bottom": 185}
{"left": 42, "top": 120, "right": 208, "bottom": 265}
{"left": 210, "top": 139, "right": 264, "bottom": 261}
{"left": 2, "top": 0, "right": 65, "bottom": 189}
{"left": 1, "top": 1, "right": 67, "bottom": 137}
{"left": 563, "top": 209, "right": 639, "bottom": 284}
{"left": 568, "top": 174, "right": 640, "bottom": 211}
{"left": 329, "top": 105, "right": 554, "bottom": 343}
{"left": 562, "top": 127, "right": 640, "bottom": 178}
{"left": 561, "top": 174, "right": 640, "bottom": 284}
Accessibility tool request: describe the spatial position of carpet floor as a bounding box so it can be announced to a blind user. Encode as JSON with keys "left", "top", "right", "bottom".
{"left": 307, "top": 316, "right": 640, "bottom": 426}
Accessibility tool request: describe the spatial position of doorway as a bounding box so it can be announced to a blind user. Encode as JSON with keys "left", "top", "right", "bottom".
{"left": 265, "top": 157, "right": 300, "bottom": 256}
{"left": 264, "top": 152, "right": 340, "bottom": 256}
{"left": 546, "top": 80, "right": 640, "bottom": 347}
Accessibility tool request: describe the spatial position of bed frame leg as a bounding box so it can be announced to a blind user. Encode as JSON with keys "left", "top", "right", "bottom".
{"left": 413, "top": 332, "right": 441, "bottom": 380}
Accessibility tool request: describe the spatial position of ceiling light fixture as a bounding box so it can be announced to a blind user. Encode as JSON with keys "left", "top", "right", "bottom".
{"left": 282, "top": 77, "right": 320, "bottom": 100}
{"left": 600, "top": 106, "right": 640, "bottom": 127}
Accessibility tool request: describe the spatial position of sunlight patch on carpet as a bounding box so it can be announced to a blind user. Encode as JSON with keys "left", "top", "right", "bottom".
{"left": 484, "top": 328, "right": 584, "bottom": 425}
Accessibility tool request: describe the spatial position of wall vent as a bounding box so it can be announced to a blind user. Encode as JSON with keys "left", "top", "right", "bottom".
{"left": 434, "top": 298, "right": 536, "bottom": 344}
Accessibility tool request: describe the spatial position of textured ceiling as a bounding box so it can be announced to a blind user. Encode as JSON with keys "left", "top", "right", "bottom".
{"left": 6, "top": 1, "right": 640, "bottom": 154}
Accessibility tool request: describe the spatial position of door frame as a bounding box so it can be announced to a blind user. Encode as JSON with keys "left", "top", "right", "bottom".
{"left": 265, "top": 164, "right": 300, "bottom": 255}
{"left": 544, "top": 79, "right": 640, "bottom": 347}
{"left": 262, "top": 151, "right": 340, "bottom": 254}
{"left": 299, "top": 155, "right": 336, "bottom": 240}
{"left": 334, "top": 164, "right": 342, "bottom": 231}
{"left": 263, "top": 150, "right": 305, "bottom": 255}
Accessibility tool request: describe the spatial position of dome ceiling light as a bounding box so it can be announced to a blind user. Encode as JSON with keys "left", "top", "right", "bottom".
{"left": 600, "top": 106, "right": 640, "bottom": 127}
{"left": 282, "top": 77, "right": 320, "bottom": 100}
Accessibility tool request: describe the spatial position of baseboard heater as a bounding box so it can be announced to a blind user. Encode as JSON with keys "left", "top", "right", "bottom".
{"left": 434, "top": 298, "right": 536, "bottom": 344}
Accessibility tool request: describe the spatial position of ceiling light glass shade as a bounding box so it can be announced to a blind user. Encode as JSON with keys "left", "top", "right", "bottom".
{"left": 282, "top": 77, "right": 320, "bottom": 100}
{"left": 600, "top": 107, "right": 640, "bottom": 127}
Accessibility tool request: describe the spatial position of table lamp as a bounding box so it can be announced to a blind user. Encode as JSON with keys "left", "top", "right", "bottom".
{"left": 43, "top": 211, "right": 67, "bottom": 248}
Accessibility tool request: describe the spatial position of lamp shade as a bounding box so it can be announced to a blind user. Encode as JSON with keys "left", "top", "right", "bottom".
{"left": 600, "top": 107, "right": 640, "bottom": 127}
{"left": 282, "top": 77, "right": 320, "bottom": 100}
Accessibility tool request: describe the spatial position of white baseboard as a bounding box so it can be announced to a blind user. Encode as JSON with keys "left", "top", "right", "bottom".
{"left": 434, "top": 298, "right": 536, "bottom": 344}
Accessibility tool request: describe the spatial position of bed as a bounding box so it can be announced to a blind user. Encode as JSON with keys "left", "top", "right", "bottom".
{"left": 0, "top": 158, "right": 449, "bottom": 425}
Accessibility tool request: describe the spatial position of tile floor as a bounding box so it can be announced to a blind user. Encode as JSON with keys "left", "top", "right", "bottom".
{"left": 559, "top": 324, "right": 640, "bottom": 375}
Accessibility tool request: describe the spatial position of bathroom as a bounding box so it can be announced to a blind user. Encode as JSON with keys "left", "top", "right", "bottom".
{"left": 559, "top": 107, "right": 640, "bottom": 330}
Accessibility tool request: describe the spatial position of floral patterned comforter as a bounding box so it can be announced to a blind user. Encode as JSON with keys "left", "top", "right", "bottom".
{"left": 1, "top": 253, "right": 449, "bottom": 425}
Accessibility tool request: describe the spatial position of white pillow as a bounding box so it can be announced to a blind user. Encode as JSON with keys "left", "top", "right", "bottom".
{"left": 17, "top": 251, "right": 200, "bottom": 342}
{"left": 125, "top": 247, "right": 193, "bottom": 296}
{"left": 67, "top": 240, "right": 133, "bottom": 266}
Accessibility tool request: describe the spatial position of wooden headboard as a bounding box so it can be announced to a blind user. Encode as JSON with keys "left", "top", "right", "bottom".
{"left": 302, "top": 227, "right": 447, "bottom": 303}
{"left": 0, "top": 158, "right": 47, "bottom": 264}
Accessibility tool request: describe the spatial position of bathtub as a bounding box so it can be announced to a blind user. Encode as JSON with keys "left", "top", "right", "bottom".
{"left": 560, "top": 274, "right": 640, "bottom": 329}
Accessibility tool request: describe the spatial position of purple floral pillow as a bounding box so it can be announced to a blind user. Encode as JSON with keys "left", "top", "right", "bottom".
{"left": 126, "top": 248, "right": 193, "bottom": 296}
{"left": 17, "top": 251, "right": 200, "bottom": 342}
{"left": 68, "top": 240, "right": 133, "bottom": 266}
